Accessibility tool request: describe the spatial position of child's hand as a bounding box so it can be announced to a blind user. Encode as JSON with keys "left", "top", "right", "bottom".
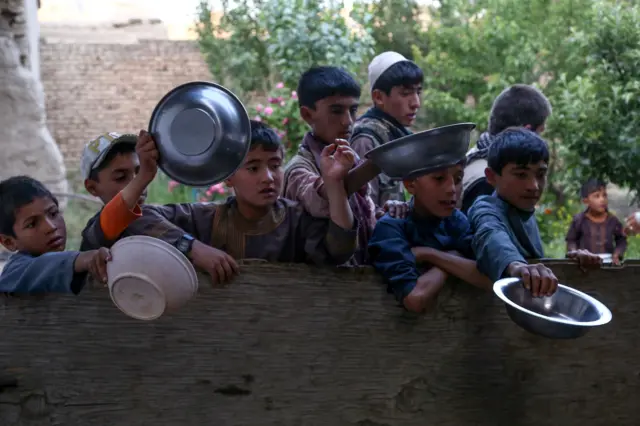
{"left": 320, "top": 142, "right": 356, "bottom": 184}
{"left": 88, "top": 248, "right": 112, "bottom": 284}
{"left": 189, "top": 240, "right": 239, "bottom": 286}
{"left": 624, "top": 211, "right": 640, "bottom": 236}
{"left": 567, "top": 249, "right": 602, "bottom": 271}
{"left": 75, "top": 248, "right": 111, "bottom": 284}
{"left": 383, "top": 200, "right": 409, "bottom": 219}
{"left": 613, "top": 253, "right": 621, "bottom": 266}
{"left": 507, "top": 261, "right": 558, "bottom": 297}
{"left": 136, "top": 130, "right": 159, "bottom": 184}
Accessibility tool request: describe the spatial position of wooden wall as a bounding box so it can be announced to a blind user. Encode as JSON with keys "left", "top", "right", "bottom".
{"left": 1, "top": 260, "right": 638, "bottom": 426}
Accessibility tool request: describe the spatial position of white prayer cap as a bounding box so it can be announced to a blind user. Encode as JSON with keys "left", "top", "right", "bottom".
{"left": 368, "top": 51, "right": 409, "bottom": 92}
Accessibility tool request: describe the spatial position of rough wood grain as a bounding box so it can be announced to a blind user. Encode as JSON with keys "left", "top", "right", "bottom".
{"left": 1, "top": 261, "right": 639, "bottom": 426}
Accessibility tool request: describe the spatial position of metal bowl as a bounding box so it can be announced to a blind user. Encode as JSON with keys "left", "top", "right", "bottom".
{"left": 149, "top": 81, "right": 251, "bottom": 187}
{"left": 365, "top": 123, "right": 476, "bottom": 180}
{"left": 493, "top": 278, "right": 613, "bottom": 339}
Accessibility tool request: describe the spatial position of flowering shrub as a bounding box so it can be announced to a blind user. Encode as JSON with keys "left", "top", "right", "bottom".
{"left": 145, "top": 172, "right": 231, "bottom": 205}
{"left": 252, "top": 82, "right": 308, "bottom": 159}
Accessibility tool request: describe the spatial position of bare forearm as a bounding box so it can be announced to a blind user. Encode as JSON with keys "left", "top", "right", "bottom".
{"left": 325, "top": 181, "right": 354, "bottom": 230}
{"left": 414, "top": 247, "right": 492, "bottom": 290}
{"left": 121, "top": 173, "right": 152, "bottom": 209}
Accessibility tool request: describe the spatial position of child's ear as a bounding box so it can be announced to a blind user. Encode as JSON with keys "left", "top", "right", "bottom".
{"left": 581, "top": 197, "right": 589, "bottom": 206}
{"left": 299, "top": 106, "right": 314, "bottom": 124}
{"left": 0, "top": 234, "right": 17, "bottom": 252}
{"left": 84, "top": 179, "right": 98, "bottom": 197}
{"left": 485, "top": 167, "right": 498, "bottom": 186}
{"left": 403, "top": 179, "right": 416, "bottom": 195}
{"left": 371, "top": 89, "right": 385, "bottom": 108}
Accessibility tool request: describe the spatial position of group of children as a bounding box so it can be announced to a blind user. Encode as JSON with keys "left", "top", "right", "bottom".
{"left": 0, "top": 50, "right": 612, "bottom": 313}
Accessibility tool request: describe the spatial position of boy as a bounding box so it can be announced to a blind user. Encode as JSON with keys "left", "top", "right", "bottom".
{"left": 468, "top": 128, "right": 601, "bottom": 298}
{"left": 369, "top": 137, "right": 491, "bottom": 313}
{"left": 283, "top": 66, "right": 376, "bottom": 264}
{"left": 566, "top": 178, "right": 626, "bottom": 265}
{"left": 350, "top": 51, "right": 423, "bottom": 213}
{"left": 122, "top": 120, "right": 358, "bottom": 285}
{"left": 461, "top": 84, "right": 552, "bottom": 213}
{"left": 80, "top": 130, "right": 158, "bottom": 251}
{"left": 0, "top": 177, "right": 103, "bottom": 294}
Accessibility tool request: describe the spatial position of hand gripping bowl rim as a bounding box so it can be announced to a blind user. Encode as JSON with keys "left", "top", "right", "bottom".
{"left": 493, "top": 277, "right": 613, "bottom": 327}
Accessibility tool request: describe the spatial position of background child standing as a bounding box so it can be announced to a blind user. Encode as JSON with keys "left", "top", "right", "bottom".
{"left": 566, "top": 178, "right": 627, "bottom": 265}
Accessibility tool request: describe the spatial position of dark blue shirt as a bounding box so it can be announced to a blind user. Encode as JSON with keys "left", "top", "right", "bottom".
{"left": 368, "top": 207, "right": 473, "bottom": 301}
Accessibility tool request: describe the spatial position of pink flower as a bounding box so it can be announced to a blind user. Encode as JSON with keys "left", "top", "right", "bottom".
{"left": 253, "top": 115, "right": 262, "bottom": 122}
{"left": 206, "top": 190, "right": 213, "bottom": 197}
{"left": 276, "top": 82, "right": 284, "bottom": 89}
{"left": 264, "top": 107, "right": 273, "bottom": 116}
{"left": 209, "top": 183, "right": 226, "bottom": 195}
{"left": 291, "top": 91, "right": 298, "bottom": 99}
{"left": 277, "top": 130, "right": 285, "bottom": 138}
{"left": 280, "top": 101, "right": 286, "bottom": 107}
{"left": 168, "top": 180, "right": 179, "bottom": 192}
{"left": 282, "top": 118, "right": 289, "bottom": 125}
{"left": 256, "top": 104, "right": 264, "bottom": 112}
{"left": 268, "top": 97, "right": 278, "bottom": 104}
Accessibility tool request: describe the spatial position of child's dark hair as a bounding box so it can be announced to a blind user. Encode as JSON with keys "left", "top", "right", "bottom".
{"left": 88, "top": 142, "right": 136, "bottom": 182}
{"left": 488, "top": 84, "right": 552, "bottom": 135}
{"left": 581, "top": 178, "right": 607, "bottom": 199}
{"left": 487, "top": 128, "right": 550, "bottom": 175}
{"left": 372, "top": 61, "right": 424, "bottom": 94}
{"left": 250, "top": 120, "right": 282, "bottom": 152}
{"left": 0, "top": 176, "right": 58, "bottom": 236}
{"left": 297, "top": 66, "right": 361, "bottom": 109}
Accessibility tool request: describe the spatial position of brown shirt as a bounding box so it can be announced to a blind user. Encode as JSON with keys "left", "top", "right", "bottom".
{"left": 283, "top": 133, "right": 376, "bottom": 265}
{"left": 122, "top": 197, "right": 358, "bottom": 266}
{"left": 565, "top": 211, "right": 627, "bottom": 256}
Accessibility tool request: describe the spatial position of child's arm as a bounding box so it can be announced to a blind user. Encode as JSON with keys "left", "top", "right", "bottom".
{"left": 368, "top": 217, "right": 423, "bottom": 298}
{"left": 565, "top": 215, "right": 580, "bottom": 253}
{"left": 0, "top": 249, "right": 109, "bottom": 295}
{"left": 468, "top": 200, "right": 529, "bottom": 282}
{"left": 411, "top": 247, "right": 491, "bottom": 290}
{"left": 612, "top": 216, "right": 628, "bottom": 262}
{"left": 284, "top": 166, "right": 331, "bottom": 218}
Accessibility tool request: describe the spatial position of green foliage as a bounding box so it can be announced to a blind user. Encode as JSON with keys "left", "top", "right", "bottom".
{"left": 364, "top": 0, "right": 426, "bottom": 59}
{"left": 249, "top": 83, "right": 308, "bottom": 160}
{"left": 196, "top": 0, "right": 375, "bottom": 95}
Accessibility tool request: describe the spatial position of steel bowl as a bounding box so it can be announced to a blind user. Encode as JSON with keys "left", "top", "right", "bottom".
{"left": 493, "top": 278, "right": 612, "bottom": 339}
{"left": 365, "top": 123, "right": 476, "bottom": 180}
{"left": 149, "top": 81, "right": 251, "bottom": 187}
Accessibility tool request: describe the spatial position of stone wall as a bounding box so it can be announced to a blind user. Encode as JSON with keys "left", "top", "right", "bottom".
{"left": 39, "top": 39, "right": 211, "bottom": 169}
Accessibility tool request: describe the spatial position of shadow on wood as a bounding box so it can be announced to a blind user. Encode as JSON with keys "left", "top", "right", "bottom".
{"left": 0, "top": 261, "right": 639, "bottom": 426}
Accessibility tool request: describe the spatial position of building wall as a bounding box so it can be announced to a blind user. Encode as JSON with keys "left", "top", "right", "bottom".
{"left": 39, "top": 40, "right": 211, "bottom": 169}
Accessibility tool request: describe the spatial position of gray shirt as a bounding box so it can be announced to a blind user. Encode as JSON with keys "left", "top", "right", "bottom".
{"left": 468, "top": 195, "right": 544, "bottom": 282}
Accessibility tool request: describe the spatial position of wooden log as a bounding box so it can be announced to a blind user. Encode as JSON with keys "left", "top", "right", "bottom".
{"left": 0, "top": 260, "right": 638, "bottom": 426}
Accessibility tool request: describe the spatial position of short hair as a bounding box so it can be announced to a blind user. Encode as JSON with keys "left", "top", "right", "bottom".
{"left": 372, "top": 61, "right": 424, "bottom": 94}
{"left": 297, "top": 66, "right": 361, "bottom": 109}
{"left": 488, "top": 84, "right": 552, "bottom": 135}
{"left": 487, "top": 128, "right": 550, "bottom": 175}
{"left": 250, "top": 120, "right": 282, "bottom": 152}
{"left": 581, "top": 178, "right": 607, "bottom": 199}
{"left": 88, "top": 143, "right": 137, "bottom": 182}
{"left": 0, "top": 176, "right": 58, "bottom": 236}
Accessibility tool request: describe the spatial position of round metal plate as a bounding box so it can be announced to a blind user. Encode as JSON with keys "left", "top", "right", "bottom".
{"left": 149, "top": 81, "right": 251, "bottom": 187}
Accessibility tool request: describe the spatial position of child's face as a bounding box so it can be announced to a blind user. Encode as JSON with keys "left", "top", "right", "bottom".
{"left": 584, "top": 187, "right": 608, "bottom": 214}
{"left": 487, "top": 161, "right": 548, "bottom": 211}
{"left": 85, "top": 152, "right": 143, "bottom": 204}
{"left": 300, "top": 95, "right": 359, "bottom": 144}
{"left": 226, "top": 146, "right": 284, "bottom": 211}
{"left": 373, "top": 84, "right": 422, "bottom": 126}
{"left": 404, "top": 164, "right": 463, "bottom": 218}
{"left": 0, "top": 196, "right": 67, "bottom": 256}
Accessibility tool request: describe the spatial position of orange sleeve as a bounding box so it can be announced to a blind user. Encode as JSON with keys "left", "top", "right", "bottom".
{"left": 98, "top": 192, "right": 143, "bottom": 241}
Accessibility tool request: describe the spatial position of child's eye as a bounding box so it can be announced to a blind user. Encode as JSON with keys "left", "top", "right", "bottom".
{"left": 247, "top": 166, "right": 258, "bottom": 173}
{"left": 270, "top": 164, "right": 281, "bottom": 171}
